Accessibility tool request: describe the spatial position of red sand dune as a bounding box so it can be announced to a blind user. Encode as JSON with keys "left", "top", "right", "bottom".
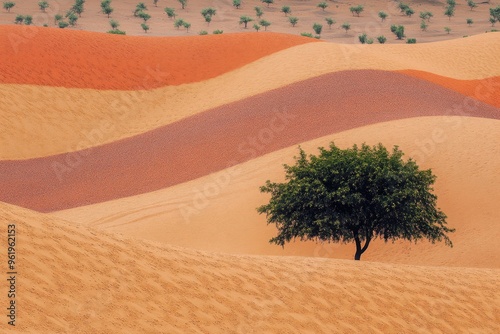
{"left": 400, "top": 70, "right": 500, "bottom": 108}
{"left": 0, "top": 25, "right": 316, "bottom": 89}
{"left": 1, "top": 70, "right": 498, "bottom": 212}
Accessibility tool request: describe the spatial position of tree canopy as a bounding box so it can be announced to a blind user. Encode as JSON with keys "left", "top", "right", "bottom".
{"left": 258, "top": 143, "right": 454, "bottom": 260}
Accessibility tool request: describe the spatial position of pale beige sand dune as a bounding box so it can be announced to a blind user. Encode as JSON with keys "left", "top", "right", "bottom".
{"left": 2, "top": 201, "right": 499, "bottom": 333}
{"left": 2, "top": 33, "right": 500, "bottom": 160}
{"left": 55, "top": 116, "right": 500, "bottom": 268}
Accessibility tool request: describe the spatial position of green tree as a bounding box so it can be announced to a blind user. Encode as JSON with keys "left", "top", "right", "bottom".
{"left": 239, "top": 15, "right": 253, "bottom": 28}
{"left": 490, "top": 17, "right": 496, "bottom": 27}
{"left": 38, "top": 1, "right": 49, "bottom": 12}
{"left": 3, "top": 1, "right": 15, "bottom": 12}
{"left": 466, "top": 18, "right": 473, "bottom": 26}
{"left": 101, "top": 0, "right": 111, "bottom": 11}
{"left": 204, "top": 14, "right": 211, "bottom": 25}
{"left": 341, "top": 22, "right": 351, "bottom": 33}
{"left": 14, "top": 14, "right": 23, "bottom": 24}
{"left": 138, "top": 11, "right": 151, "bottom": 21}
{"left": 258, "top": 143, "right": 454, "bottom": 261}
{"left": 325, "top": 17, "right": 335, "bottom": 29}
{"left": 72, "top": 3, "right": 84, "bottom": 17}
{"left": 109, "top": 19, "right": 119, "bottom": 30}
{"left": 405, "top": 8, "right": 414, "bottom": 17}
{"left": 317, "top": 2, "right": 328, "bottom": 11}
{"left": 262, "top": 0, "right": 274, "bottom": 8}
{"left": 446, "top": 0, "right": 456, "bottom": 6}
{"left": 313, "top": 22, "right": 322, "bottom": 35}
{"left": 233, "top": 0, "right": 241, "bottom": 9}
{"left": 467, "top": 0, "right": 477, "bottom": 11}
{"left": 490, "top": 6, "right": 500, "bottom": 24}
{"left": 420, "top": 20, "right": 428, "bottom": 31}
{"left": 419, "top": 11, "right": 433, "bottom": 22}
{"left": 398, "top": 2, "right": 409, "bottom": 14}
{"left": 178, "top": 0, "right": 187, "bottom": 9}
{"left": 358, "top": 33, "right": 368, "bottom": 44}
{"left": 134, "top": 2, "right": 146, "bottom": 16}
{"left": 141, "top": 22, "right": 149, "bottom": 33}
{"left": 54, "top": 14, "right": 63, "bottom": 24}
{"left": 153, "top": 0, "right": 159, "bottom": 7}
{"left": 289, "top": 16, "right": 299, "bottom": 27}
{"left": 253, "top": 23, "right": 260, "bottom": 31}
{"left": 444, "top": 6, "right": 455, "bottom": 20}
{"left": 68, "top": 13, "right": 78, "bottom": 26}
{"left": 164, "top": 7, "right": 175, "bottom": 19}
{"left": 255, "top": 6, "right": 264, "bottom": 18}
{"left": 377, "top": 35, "right": 387, "bottom": 44}
{"left": 444, "top": 26, "right": 451, "bottom": 34}
{"left": 174, "top": 18, "right": 185, "bottom": 29}
{"left": 260, "top": 19, "right": 271, "bottom": 30}
{"left": 103, "top": 5, "right": 113, "bottom": 18}
{"left": 391, "top": 24, "right": 405, "bottom": 39}
{"left": 58, "top": 21, "right": 69, "bottom": 28}
{"left": 201, "top": 7, "right": 216, "bottom": 18}
{"left": 281, "top": 5, "right": 291, "bottom": 16}
{"left": 378, "top": 11, "right": 387, "bottom": 22}
{"left": 350, "top": 5, "right": 364, "bottom": 17}
{"left": 183, "top": 21, "right": 191, "bottom": 32}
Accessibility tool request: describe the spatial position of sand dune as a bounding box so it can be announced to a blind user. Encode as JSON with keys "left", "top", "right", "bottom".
{"left": 2, "top": 201, "right": 499, "bottom": 333}
{"left": 2, "top": 70, "right": 499, "bottom": 212}
{"left": 0, "top": 25, "right": 315, "bottom": 89}
{"left": 54, "top": 117, "right": 500, "bottom": 268}
{"left": 1, "top": 33, "right": 499, "bottom": 160}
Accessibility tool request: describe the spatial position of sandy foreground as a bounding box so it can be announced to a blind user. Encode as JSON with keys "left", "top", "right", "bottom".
{"left": 0, "top": 0, "right": 498, "bottom": 43}
{"left": 1, "top": 201, "right": 500, "bottom": 333}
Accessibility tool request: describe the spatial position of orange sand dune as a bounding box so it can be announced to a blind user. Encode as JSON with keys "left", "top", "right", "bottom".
{"left": 400, "top": 70, "right": 500, "bottom": 108}
{"left": 2, "top": 70, "right": 499, "bottom": 212}
{"left": 55, "top": 117, "right": 500, "bottom": 268}
{"left": 1, "top": 33, "right": 499, "bottom": 160}
{"left": 2, "top": 202, "right": 499, "bottom": 333}
{"left": 0, "top": 25, "right": 315, "bottom": 89}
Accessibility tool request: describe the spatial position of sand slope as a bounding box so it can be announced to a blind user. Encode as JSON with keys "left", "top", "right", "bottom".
{"left": 0, "top": 25, "right": 315, "bottom": 89}
{"left": 1, "top": 33, "right": 499, "bottom": 160}
{"left": 54, "top": 117, "right": 500, "bottom": 268}
{"left": 2, "top": 201, "right": 499, "bottom": 333}
{"left": 2, "top": 71, "right": 499, "bottom": 212}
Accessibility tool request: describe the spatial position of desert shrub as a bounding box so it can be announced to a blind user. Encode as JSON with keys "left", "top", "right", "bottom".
{"left": 406, "top": 38, "right": 416, "bottom": 43}
{"left": 108, "top": 29, "right": 126, "bottom": 35}
{"left": 405, "top": 8, "right": 414, "bottom": 17}
{"left": 317, "top": 2, "right": 328, "bottom": 11}
{"left": 164, "top": 7, "right": 175, "bottom": 19}
{"left": 3, "top": 2, "right": 15, "bottom": 12}
{"left": 377, "top": 35, "right": 387, "bottom": 44}
{"left": 213, "top": 29, "right": 223, "bottom": 34}
{"left": 350, "top": 5, "right": 364, "bottom": 17}
{"left": 253, "top": 23, "right": 260, "bottom": 31}
{"left": 178, "top": 0, "right": 187, "bottom": 9}
{"left": 341, "top": 22, "right": 351, "bottom": 33}
{"left": 289, "top": 16, "right": 299, "bottom": 27}
{"left": 58, "top": 21, "right": 69, "bottom": 28}
{"left": 325, "top": 17, "right": 335, "bottom": 28}
{"left": 466, "top": 18, "right": 473, "bottom": 26}
{"left": 138, "top": 11, "right": 151, "bottom": 21}
{"left": 391, "top": 25, "right": 405, "bottom": 39}
{"left": 141, "top": 22, "right": 149, "bottom": 33}
{"left": 68, "top": 13, "right": 78, "bottom": 26}
{"left": 262, "top": 0, "right": 274, "bottom": 8}
{"left": 14, "top": 14, "right": 23, "bottom": 24}
{"left": 467, "top": 0, "right": 477, "bottom": 11}
{"left": 109, "top": 19, "right": 119, "bottom": 30}
{"left": 281, "top": 6, "right": 291, "bottom": 16}
{"left": 38, "top": 1, "right": 49, "bottom": 12}
{"left": 183, "top": 21, "right": 191, "bottom": 32}
{"left": 174, "top": 18, "right": 185, "bottom": 29}
{"left": 300, "top": 32, "right": 313, "bottom": 38}
{"left": 444, "top": 6, "right": 455, "bottom": 20}
{"left": 378, "top": 11, "right": 387, "bottom": 22}
{"left": 313, "top": 23, "right": 323, "bottom": 35}
{"left": 444, "top": 26, "right": 451, "bottom": 34}
{"left": 420, "top": 20, "right": 428, "bottom": 31}
{"left": 233, "top": 0, "right": 241, "bottom": 9}
{"left": 199, "top": 30, "right": 208, "bottom": 35}
{"left": 255, "top": 6, "right": 264, "bottom": 18}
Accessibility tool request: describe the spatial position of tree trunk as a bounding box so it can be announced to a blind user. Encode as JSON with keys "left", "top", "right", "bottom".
{"left": 353, "top": 233, "right": 371, "bottom": 261}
